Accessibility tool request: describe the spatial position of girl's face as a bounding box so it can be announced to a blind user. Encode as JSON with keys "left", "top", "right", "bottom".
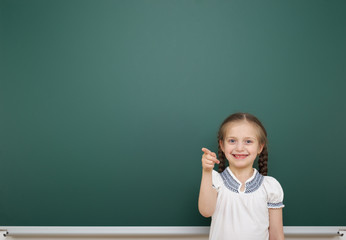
{"left": 220, "top": 121, "right": 264, "bottom": 170}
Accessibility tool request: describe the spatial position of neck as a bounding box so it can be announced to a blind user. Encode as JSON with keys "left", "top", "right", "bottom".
{"left": 228, "top": 166, "right": 254, "bottom": 184}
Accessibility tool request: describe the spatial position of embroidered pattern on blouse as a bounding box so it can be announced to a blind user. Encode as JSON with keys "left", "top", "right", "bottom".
{"left": 245, "top": 172, "right": 264, "bottom": 193}
{"left": 267, "top": 202, "right": 284, "bottom": 208}
{"left": 220, "top": 169, "right": 264, "bottom": 194}
{"left": 220, "top": 170, "right": 240, "bottom": 193}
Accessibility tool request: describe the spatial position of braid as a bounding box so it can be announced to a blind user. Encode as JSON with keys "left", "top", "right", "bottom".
{"left": 218, "top": 144, "right": 227, "bottom": 173}
{"left": 258, "top": 145, "right": 268, "bottom": 176}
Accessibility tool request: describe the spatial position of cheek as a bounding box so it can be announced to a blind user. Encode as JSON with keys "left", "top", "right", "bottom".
{"left": 223, "top": 144, "right": 235, "bottom": 153}
{"left": 221, "top": 142, "right": 232, "bottom": 152}
{"left": 245, "top": 145, "right": 259, "bottom": 154}
{"left": 255, "top": 147, "right": 263, "bottom": 154}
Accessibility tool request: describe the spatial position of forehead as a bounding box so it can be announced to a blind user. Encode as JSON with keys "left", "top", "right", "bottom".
{"left": 224, "top": 121, "right": 259, "bottom": 138}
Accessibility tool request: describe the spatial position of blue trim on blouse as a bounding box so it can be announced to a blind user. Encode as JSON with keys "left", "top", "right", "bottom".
{"left": 245, "top": 172, "right": 264, "bottom": 193}
{"left": 220, "top": 170, "right": 240, "bottom": 193}
{"left": 220, "top": 169, "right": 264, "bottom": 194}
{"left": 267, "top": 202, "right": 285, "bottom": 208}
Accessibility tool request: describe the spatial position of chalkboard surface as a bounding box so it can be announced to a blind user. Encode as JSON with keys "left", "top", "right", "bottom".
{"left": 1, "top": 0, "right": 345, "bottom": 226}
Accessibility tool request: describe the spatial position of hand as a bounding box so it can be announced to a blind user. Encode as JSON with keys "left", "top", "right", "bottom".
{"left": 201, "top": 147, "right": 220, "bottom": 172}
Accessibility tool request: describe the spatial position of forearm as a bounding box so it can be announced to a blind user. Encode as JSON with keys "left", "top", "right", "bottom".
{"left": 198, "top": 170, "right": 218, "bottom": 217}
{"left": 269, "top": 232, "right": 285, "bottom": 240}
{"left": 269, "top": 208, "right": 285, "bottom": 240}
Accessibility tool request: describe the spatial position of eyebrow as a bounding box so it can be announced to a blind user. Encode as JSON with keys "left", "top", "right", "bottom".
{"left": 226, "top": 136, "right": 257, "bottom": 140}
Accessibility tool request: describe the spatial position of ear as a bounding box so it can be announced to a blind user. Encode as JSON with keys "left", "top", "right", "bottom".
{"left": 258, "top": 144, "right": 264, "bottom": 155}
{"left": 219, "top": 140, "right": 224, "bottom": 152}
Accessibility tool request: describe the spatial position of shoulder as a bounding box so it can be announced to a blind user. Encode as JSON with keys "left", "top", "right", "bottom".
{"left": 263, "top": 176, "right": 283, "bottom": 188}
{"left": 212, "top": 169, "right": 222, "bottom": 182}
{"left": 262, "top": 175, "right": 284, "bottom": 194}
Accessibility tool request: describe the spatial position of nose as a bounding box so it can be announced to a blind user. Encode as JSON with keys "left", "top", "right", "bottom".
{"left": 235, "top": 142, "right": 244, "bottom": 151}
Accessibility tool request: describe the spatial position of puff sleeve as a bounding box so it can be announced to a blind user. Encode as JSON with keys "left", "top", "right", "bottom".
{"left": 263, "top": 176, "right": 285, "bottom": 209}
{"left": 212, "top": 170, "right": 223, "bottom": 192}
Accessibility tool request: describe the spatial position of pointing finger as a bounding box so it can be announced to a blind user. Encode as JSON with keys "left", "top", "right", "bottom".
{"left": 201, "top": 147, "right": 211, "bottom": 155}
{"left": 202, "top": 147, "right": 217, "bottom": 158}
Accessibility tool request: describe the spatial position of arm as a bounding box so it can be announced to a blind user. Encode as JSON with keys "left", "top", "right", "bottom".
{"left": 198, "top": 169, "right": 218, "bottom": 217}
{"left": 269, "top": 208, "right": 285, "bottom": 240}
{"left": 198, "top": 148, "right": 219, "bottom": 218}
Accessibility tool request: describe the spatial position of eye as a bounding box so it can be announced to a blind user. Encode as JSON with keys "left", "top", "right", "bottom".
{"left": 228, "top": 139, "right": 236, "bottom": 144}
{"left": 245, "top": 140, "right": 253, "bottom": 144}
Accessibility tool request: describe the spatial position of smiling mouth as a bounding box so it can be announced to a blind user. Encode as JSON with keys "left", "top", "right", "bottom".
{"left": 232, "top": 154, "right": 248, "bottom": 159}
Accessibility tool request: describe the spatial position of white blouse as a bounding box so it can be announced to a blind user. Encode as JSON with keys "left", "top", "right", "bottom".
{"left": 210, "top": 167, "right": 284, "bottom": 240}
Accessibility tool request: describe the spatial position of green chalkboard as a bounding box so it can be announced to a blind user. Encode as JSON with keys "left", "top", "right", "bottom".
{"left": 1, "top": 0, "right": 345, "bottom": 226}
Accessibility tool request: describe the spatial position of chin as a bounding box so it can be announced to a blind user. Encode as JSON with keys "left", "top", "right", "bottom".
{"left": 234, "top": 163, "right": 252, "bottom": 169}
{"left": 228, "top": 160, "right": 255, "bottom": 169}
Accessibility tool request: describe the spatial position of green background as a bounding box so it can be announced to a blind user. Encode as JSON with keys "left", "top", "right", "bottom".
{"left": 1, "top": 0, "right": 345, "bottom": 226}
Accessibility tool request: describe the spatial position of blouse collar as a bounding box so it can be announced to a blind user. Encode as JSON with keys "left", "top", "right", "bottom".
{"left": 220, "top": 167, "right": 264, "bottom": 193}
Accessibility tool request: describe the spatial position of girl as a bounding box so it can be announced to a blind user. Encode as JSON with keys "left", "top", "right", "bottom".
{"left": 198, "top": 113, "right": 285, "bottom": 240}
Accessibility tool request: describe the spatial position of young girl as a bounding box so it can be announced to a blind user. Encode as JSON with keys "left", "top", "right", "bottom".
{"left": 198, "top": 113, "right": 285, "bottom": 240}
